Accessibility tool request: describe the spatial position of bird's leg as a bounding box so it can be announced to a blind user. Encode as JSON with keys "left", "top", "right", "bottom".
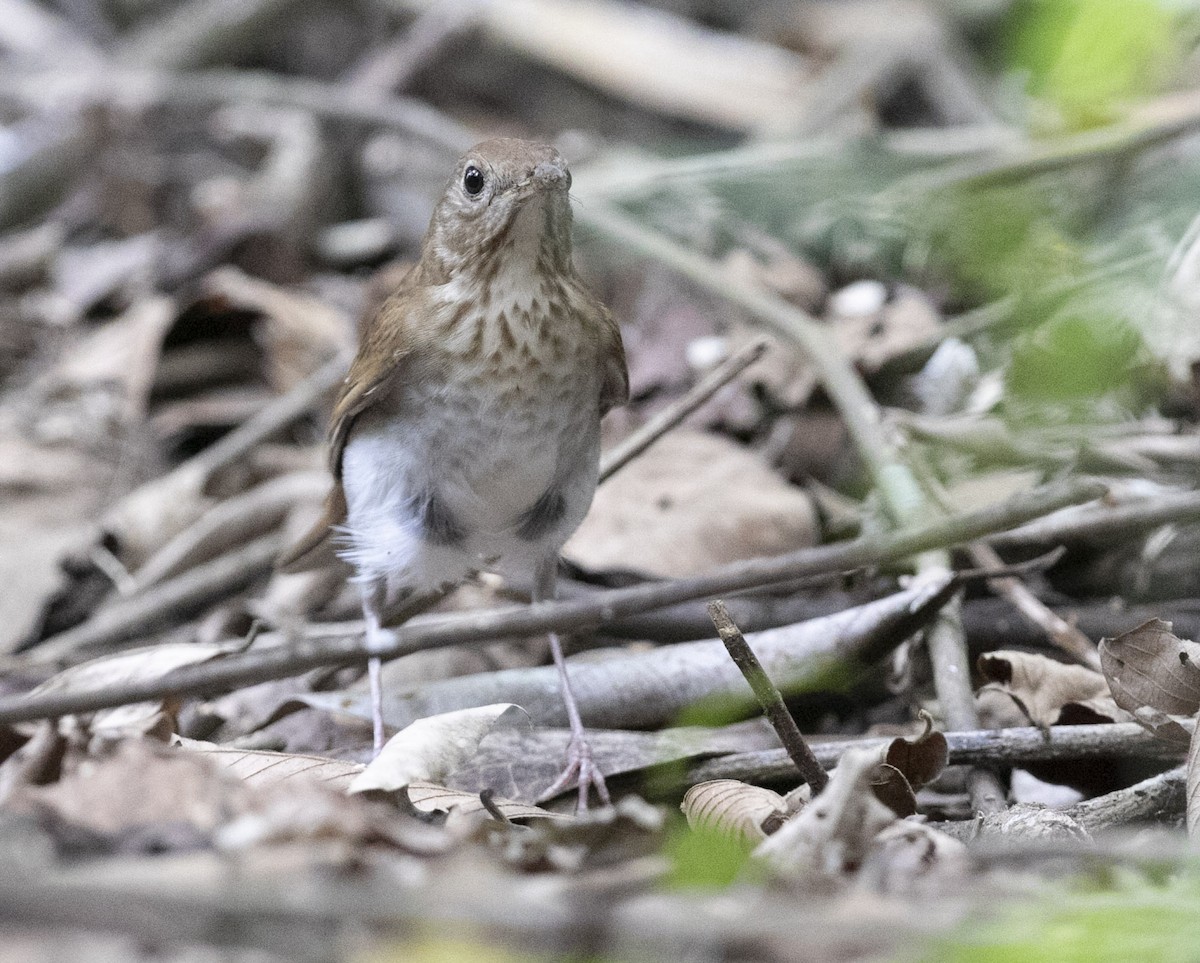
{"left": 359, "top": 580, "right": 390, "bottom": 754}
{"left": 534, "top": 557, "right": 610, "bottom": 811}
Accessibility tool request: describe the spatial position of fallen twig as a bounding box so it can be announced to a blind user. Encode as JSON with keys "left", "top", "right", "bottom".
{"left": 988, "top": 489, "right": 1200, "bottom": 549}
{"left": 685, "top": 722, "right": 1183, "bottom": 786}
{"left": 1065, "top": 766, "right": 1186, "bottom": 832}
{"left": 22, "top": 534, "right": 283, "bottom": 662}
{"left": 131, "top": 472, "right": 328, "bottom": 591}
{"left": 968, "top": 542, "right": 1100, "bottom": 670}
{"left": 0, "top": 479, "right": 1102, "bottom": 724}
{"left": 708, "top": 600, "right": 828, "bottom": 793}
{"left": 598, "top": 338, "right": 767, "bottom": 482}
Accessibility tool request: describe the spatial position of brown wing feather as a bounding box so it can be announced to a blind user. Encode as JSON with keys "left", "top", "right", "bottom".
{"left": 590, "top": 299, "right": 629, "bottom": 415}
{"left": 276, "top": 267, "right": 427, "bottom": 570}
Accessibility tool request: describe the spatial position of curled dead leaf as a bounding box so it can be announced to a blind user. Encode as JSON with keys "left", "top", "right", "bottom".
{"left": 173, "top": 737, "right": 364, "bottom": 792}
{"left": 870, "top": 763, "right": 916, "bottom": 818}
{"left": 406, "top": 782, "right": 564, "bottom": 821}
{"left": 1188, "top": 711, "right": 1200, "bottom": 838}
{"left": 884, "top": 711, "right": 948, "bottom": 792}
{"left": 1099, "top": 619, "right": 1200, "bottom": 719}
{"left": 348, "top": 704, "right": 530, "bottom": 794}
{"left": 977, "top": 650, "right": 1126, "bottom": 728}
{"left": 681, "top": 779, "right": 789, "bottom": 843}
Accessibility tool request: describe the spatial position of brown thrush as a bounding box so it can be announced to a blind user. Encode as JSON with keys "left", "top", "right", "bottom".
{"left": 281, "top": 138, "right": 629, "bottom": 809}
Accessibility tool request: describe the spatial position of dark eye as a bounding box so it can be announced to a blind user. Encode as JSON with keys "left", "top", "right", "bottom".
{"left": 463, "top": 165, "right": 485, "bottom": 196}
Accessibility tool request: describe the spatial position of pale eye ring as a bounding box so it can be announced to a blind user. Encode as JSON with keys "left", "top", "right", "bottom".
{"left": 463, "top": 165, "right": 485, "bottom": 196}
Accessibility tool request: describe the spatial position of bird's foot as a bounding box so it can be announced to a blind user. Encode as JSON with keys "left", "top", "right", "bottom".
{"left": 538, "top": 732, "right": 610, "bottom": 813}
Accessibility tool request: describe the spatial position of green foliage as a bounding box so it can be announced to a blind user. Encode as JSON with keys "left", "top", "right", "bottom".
{"left": 917, "top": 185, "right": 1086, "bottom": 304}
{"left": 1007, "top": 0, "right": 1178, "bottom": 127}
{"left": 1008, "top": 312, "right": 1146, "bottom": 401}
{"left": 674, "top": 693, "right": 755, "bottom": 730}
{"left": 662, "top": 815, "right": 757, "bottom": 890}
{"left": 919, "top": 870, "right": 1200, "bottom": 963}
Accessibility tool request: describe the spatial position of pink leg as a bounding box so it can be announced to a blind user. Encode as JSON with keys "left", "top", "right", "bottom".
{"left": 533, "top": 559, "right": 610, "bottom": 811}
{"left": 360, "top": 583, "right": 388, "bottom": 755}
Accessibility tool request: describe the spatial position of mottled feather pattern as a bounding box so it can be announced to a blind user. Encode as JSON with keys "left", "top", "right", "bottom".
{"left": 278, "top": 138, "right": 627, "bottom": 580}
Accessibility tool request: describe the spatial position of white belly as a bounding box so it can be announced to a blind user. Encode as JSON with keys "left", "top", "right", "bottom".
{"left": 339, "top": 368, "right": 601, "bottom": 598}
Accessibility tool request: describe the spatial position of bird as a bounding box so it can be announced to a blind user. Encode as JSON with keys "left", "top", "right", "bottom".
{"left": 280, "top": 138, "right": 628, "bottom": 809}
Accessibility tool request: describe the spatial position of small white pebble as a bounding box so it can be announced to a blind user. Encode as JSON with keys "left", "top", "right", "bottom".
{"left": 829, "top": 279, "right": 887, "bottom": 317}
{"left": 685, "top": 335, "right": 729, "bottom": 373}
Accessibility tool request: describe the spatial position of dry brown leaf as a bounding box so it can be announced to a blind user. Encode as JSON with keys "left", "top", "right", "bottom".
{"left": 173, "top": 737, "right": 364, "bottom": 792}
{"left": 565, "top": 430, "right": 817, "bottom": 578}
{"left": 29, "top": 641, "right": 233, "bottom": 739}
{"left": 9, "top": 739, "right": 245, "bottom": 836}
{"left": 1099, "top": 619, "right": 1200, "bottom": 718}
{"left": 173, "top": 741, "right": 457, "bottom": 851}
{"left": 870, "top": 763, "right": 917, "bottom": 818}
{"left": 681, "top": 779, "right": 788, "bottom": 843}
{"left": 976, "top": 650, "right": 1127, "bottom": 728}
{"left": 406, "top": 781, "right": 565, "bottom": 821}
{"left": 753, "top": 747, "right": 897, "bottom": 878}
{"left": 1188, "top": 711, "right": 1200, "bottom": 837}
{"left": 884, "top": 714, "right": 948, "bottom": 792}
{"left": 43, "top": 296, "right": 175, "bottom": 423}
{"left": 348, "top": 704, "right": 529, "bottom": 794}
{"left": 203, "top": 266, "right": 353, "bottom": 392}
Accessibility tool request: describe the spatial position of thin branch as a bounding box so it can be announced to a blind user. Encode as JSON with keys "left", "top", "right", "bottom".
{"left": 708, "top": 600, "right": 828, "bottom": 793}
{"left": 685, "top": 722, "right": 1183, "bottom": 786}
{"left": 0, "top": 479, "right": 1103, "bottom": 724}
{"left": 902, "top": 87, "right": 1200, "bottom": 193}
{"left": 21, "top": 534, "right": 283, "bottom": 663}
{"left": 988, "top": 489, "right": 1200, "bottom": 549}
{"left": 1066, "top": 766, "right": 1186, "bottom": 833}
{"left": 0, "top": 67, "right": 473, "bottom": 156}
{"left": 599, "top": 338, "right": 767, "bottom": 482}
{"left": 968, "top": 541, "right": 1100, "bottom": 670}
{"left": 188, "top": 350, "right": 351, "bottom": 482}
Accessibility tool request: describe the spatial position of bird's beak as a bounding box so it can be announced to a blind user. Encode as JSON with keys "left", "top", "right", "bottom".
{"left": 532, "top": 160, "right": 570, "bottom": 191}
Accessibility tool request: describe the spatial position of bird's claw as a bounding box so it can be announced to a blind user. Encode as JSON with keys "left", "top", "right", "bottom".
{"left": 538, "top": 734, "right": 610, "bottom": 813}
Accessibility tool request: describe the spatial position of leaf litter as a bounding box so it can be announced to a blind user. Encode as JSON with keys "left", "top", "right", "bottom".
{"left": 1, "top": 2, "right": 1200, "bottom": 960}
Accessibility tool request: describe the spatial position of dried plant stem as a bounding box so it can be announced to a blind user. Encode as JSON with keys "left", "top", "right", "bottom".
{"left": 0, "top": 479, "right": 1102, "bottom": 724}
{"left": 686, "top": 722, "right": 1183, "bottom": 786}
{"left": 22, "top": 534, "right": 283, "bottom": 663}
{"left": 708, "top": 600, "right": 828, "bottom": 793}
{"left": 189, "top": 351, "right": 352, "bottom": 482}
{"left": 910, "top": 87, "right": 1200, "bottom": 192}
{"left": 989, "top": 489, "right": 1200, "bottom": 548}
{"left": 599, "top": 338, "right": 767, "bottom": 482}
{"left": 967, "top": 542, "right": 1100, "bottom": 670}
{"left": 1066, "top": 766, "right": 1186, "bottom": 832}
{"left": 1, "top": 67, "right": 473, "bottom": 156}
{"left": 132, "top": 472, "right": 328, "bottom": 590}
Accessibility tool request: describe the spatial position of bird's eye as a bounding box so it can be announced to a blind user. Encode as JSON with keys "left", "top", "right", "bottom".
{"left": 463, "top": 165, "right": 485, "bottom": 196}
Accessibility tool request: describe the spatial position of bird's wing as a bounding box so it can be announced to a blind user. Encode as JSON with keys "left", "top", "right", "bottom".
{"left": 593, "top": 300, "right": 629, "bottom": 415}
{"left": 278, "top": 270, "right": 426, "bottom": 571}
